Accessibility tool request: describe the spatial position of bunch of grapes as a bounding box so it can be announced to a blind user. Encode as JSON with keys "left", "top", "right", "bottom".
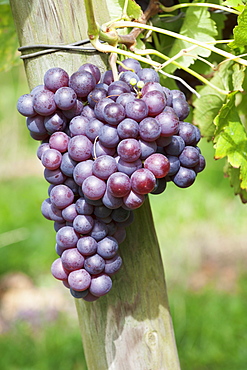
{"left": 17, "top": 58, "right": 205, "bottom": 302}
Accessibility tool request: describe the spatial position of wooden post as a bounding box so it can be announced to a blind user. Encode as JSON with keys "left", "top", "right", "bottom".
{"left": 10, "top": 1, "right": 180, "bottom": 369}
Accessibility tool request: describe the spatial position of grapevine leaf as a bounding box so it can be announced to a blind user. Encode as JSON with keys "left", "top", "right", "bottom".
{"left": 0, "top": 4, "right": 20, "bottom": 71}
{"left": 232, "top": 63, "right": 245, "bottom": 91}
{"left": 229, "top": 6, "right": 247, "bottom": 48}
{"left": 224, "top": 164, "right": 247, "bottom": 203}
{"left": 222, "top": 0, "right": 246, "bottom": 12}
{"left": 106, "top": 0, "right": 142, "bottom": 21}
{"left": 214, "top": 98, "right": 247, "bottom": 190}
{"left": 192, "top": 62, "right": 232, "bottom": 140}
{"left": 165, "top": 6, "right": 217, "bottom": 74}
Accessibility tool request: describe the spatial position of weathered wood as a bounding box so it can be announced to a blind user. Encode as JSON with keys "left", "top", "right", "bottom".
{"left": 10, "top": 1, "right": 180, "bottom": 369}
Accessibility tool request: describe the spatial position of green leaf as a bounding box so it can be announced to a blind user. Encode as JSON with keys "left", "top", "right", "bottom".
{"left": 222, "top": 0, "right": 246, "bottom": 12}
{"left": 192, "top": 62, "right": 232, "bottom": 140}
{"left": 214, "top": 97, "right": 247, "bottom": 190}
{"left": 229, "top": 7, "right": 247, "bottom": 48}
{"left": 224, "top": 163, "right": 247, "bottom": 203}
{"left": 232, "top": 63, "right": 245, "bottom": 91}
{"left": 0, "top": 4, "right": 20, "bottom": 72}
{"left": 106, "top": 0, "right": 142, "bottom": 21}
{"left": 165, "top": 5, "right": 217, "bottom": 74}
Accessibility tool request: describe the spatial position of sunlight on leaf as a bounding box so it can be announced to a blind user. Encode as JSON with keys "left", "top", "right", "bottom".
{"left": 106, "top": 0, "right": 142, "bottom": 21}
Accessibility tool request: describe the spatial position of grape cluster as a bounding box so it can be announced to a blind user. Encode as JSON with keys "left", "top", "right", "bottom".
{"left": 17, "top": 58, "right": 205, "bottom": 302}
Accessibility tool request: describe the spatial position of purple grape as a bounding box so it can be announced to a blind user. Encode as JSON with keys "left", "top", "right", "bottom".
{"left": 61, "top": 248, "right": 85, "bottom": 271}
{"left": 82, "top": 292, "right": 99, "bottom": 302}
{"left": 54, "top": 87, "right": 77, "bottom": 110}
{"left": 165, "top": 135, "right": 185, "bottom": 156}
{"left": 56, "top": 226, "right": 79, "bottom": 248}
{"left": 60, "top": 152, "right": 77, "bottom": 177}
{"left": 89, "top": 220, "right": 108, "bottom": 241}
{"left": 69, "top": 71, "right": 96, "bottom": 98}
{"left": 104, "top": 255, "right": 122, "bottom": 275}
{"left": 139, "top": 117, "right": 161, "bottom": 142}
{"left": 115, "top": 210, "right": 134, "bottom": 227}
{"left": 144, "top": 153, "right": 170, "bottom": 178}
{"left": 62, "top": 203, "right": 78, "bottom": 222}
{"left": 63, "top": 99, "right": 83, "bottom": 119}
{"left": 171, "top": 89, "right": 186, "bottom": 100}
{"left": 68, "top": 135, "right": 93, "bottom": 161}
{"left": 50, "top": 184, "right": 74, "bottom": 209}
{"left": 51, "top": 258, "right": 69, "bottom": 281}
{"left": 44, "top": 168, "right": 67, "bottom": 185}
{"left": 107, "top": 172, "right": 131, "bottom": 198}
{"left": 94, "top": 205, "right": 112, "bottom": 219}
{"left": 137, "top": 68, "right": 160, "bottom": 83}
{"left": 97, "top": 236, "right": 118, "bottom": 259}
{"left": 41, "top": 198, "right": 52, "bottom": 220}
{"left": 17, "top": 94, "right": 35, "bottom": 117}
{"left": 116, "top": 92, "right": 135, "bottom": 108}
{"left": 107, "top": 81, "right": 131, "bottom": 100}
{"left": 75, "top": 197, "right": 94, "bottom": 215}
{"left": 70, "top": 289, "right": 89, "bottom": 298}
{"left": 93, "top": 141, "right": 116, "bottom": 158}
{"left": 85, "top": 118, "right": 104, "bottom": 141}
{"left": 84, "top": 254, "right": 105, "bottom": 275}
{"left": 141, "top": 81, "right": 163, "bottom": 96}
{"left": 172, "top": 166, "right": 196, "bottom": 188}
{"left": 101, "top": 70, "right": 114, "bottom": 85}
{"left": 151, "top": 177, "right": 167, "bottom": 195}
{"left": 89, "top": 273, "right": 112, "bottom": 297}
{"left": 118, "top": 58, "right": 142, "bottom": 74}
{"left": 179, "top": 146, "right": 200, "bottom": 168}
{"left": 33, "top": 89, "right": 57, "bottom": 116}
{"left": 37, "top": 143, "right": 50, "bottom": 160}
{"left": 156, "top": 107, "right": 179, "bottom": 137}
{"left": 131, "top": 168, "right": 156, "bottom": 194}
{"left": 44, "top": 67, "right": 69, "bottom": 92}
{"left": 77, "top": 236, "right": 98, "bottom": 256}
{"left": 142, "top": 90, "right": 166, "bottom": 116}
{"left": 78, "top": 63, "right": 101, "bottom": 84}
{"left": 125, "top": 99, "right": 148, "bottom": 122}
{"left": 87, "top": 87, "right": 107, "bottom": 108}
{"left": 156, "top": 135, "right": 172, "bottom": 147}
{"left": 63, "top": 178, "right": 79, "bottom": 195}
{"left": 49, "top": 132, "right": 70, "bottom": 152}
{"left": 139, "top": 139, "right": 157, "bottom": 160}
{"left": 44, "top": 111, "right": 67, "bottom": 134}
{"left": 94, "top": 97, "right": 114, "bottom": 121}
{"left": 82, "top": 175, "right": 106, "bottom": 200}
{"left": 49, "top": 203, "right": 64, "bottom": 222}
{"left": 111, "top": 207, "right": 130, "bottom": 223}
{"left": 26, "top": 115, "right": 47, "bottom": 136}
{"left": 41, "top": 148, "right": 62, "bottom": 170}
{"left": 102, "top": 188, "right": 123, "bottom": 209}
{"left": 68, "top": 269, "right": 91, "bottom": 291}
{"left": 103, "top": 102, "right": 126, "bottom": 125}
{"left": 172, "top": 97, "right": 190, "bottom": 120}
{"left": 73, "top": 160, "right": 93, "bottom": 186}
{"left": 119, "top": 71, "right": 140, "bottom": 87}
{"left": 98, "top": 124, "right": 120, "bottom": 148}
{"left": 117, "top": 157, "right": 142, "bottom": 176}
{"left": 81, "top": 105, "right": 96, "bottom": 120}
{"left": 92, "top": 155, "right": 117, "bottom": 180}
{"left": 194, "top": 154, "right": 206, "bottom": 173}
{"left": 117, "top": 118, "right": 139, "bottom": 139}
{"left": 167, "top": 155, "right": 180, "bottom": 176}
{"left": 73, "top": 215, "right": 94, "bottom": 234}
{"left": 117, "top": 138, "right": 141, "bottom": 162}
{"left": 123, "top": 190, "right": 145, "bottom": 209}
{"left": 163, "top": 87, "right": 173, "bottom": 107}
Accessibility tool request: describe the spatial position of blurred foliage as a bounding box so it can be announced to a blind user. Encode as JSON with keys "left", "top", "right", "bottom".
{"left": 0, "top": 2, "right": 20, "bottom": 72}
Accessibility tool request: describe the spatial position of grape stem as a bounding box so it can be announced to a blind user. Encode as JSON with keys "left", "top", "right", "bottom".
{"left": 159, "top": 2, "right": 240, "bottom": 16}
{"left": 108, "top": 20, "right": 247, "bottom": 67}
